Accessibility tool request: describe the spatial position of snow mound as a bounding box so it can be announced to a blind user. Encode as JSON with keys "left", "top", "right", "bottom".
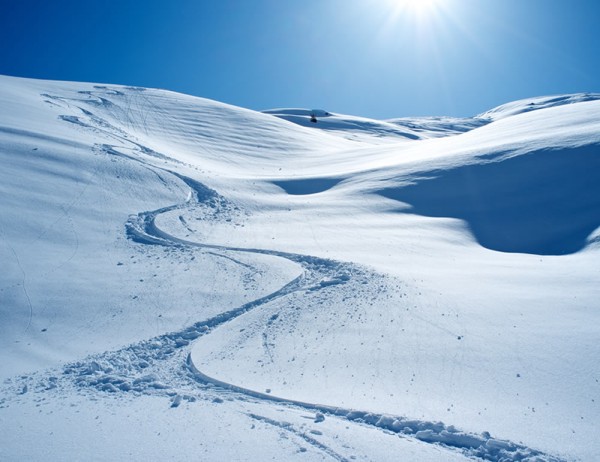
{"left": 479, "top": 93, "right": 600, "bottom": 121}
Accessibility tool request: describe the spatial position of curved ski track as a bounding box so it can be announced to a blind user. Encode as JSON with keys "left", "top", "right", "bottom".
{"left": 6, "top": 91, "right": 567, "bottom": 462}
{"left": 125, "top": 166, "right": 565, "bottom": 462}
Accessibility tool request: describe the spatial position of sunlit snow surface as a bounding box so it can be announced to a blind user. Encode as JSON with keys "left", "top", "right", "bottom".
{"left": 1, "top": 75, "right": 599, "bottom": 461}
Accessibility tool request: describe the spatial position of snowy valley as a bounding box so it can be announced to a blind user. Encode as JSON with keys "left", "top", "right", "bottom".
{"left": 0, "top": 75, "right": 599, "bottom": 461}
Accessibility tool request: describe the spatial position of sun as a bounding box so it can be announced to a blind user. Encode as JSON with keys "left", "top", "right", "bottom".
{"left": 389, "top": 0, "right": 443, "bottom": 16}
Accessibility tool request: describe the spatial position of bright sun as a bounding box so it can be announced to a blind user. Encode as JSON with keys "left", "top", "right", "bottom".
{"left": 390, "top": 0, "right": 442, "bottom": 15}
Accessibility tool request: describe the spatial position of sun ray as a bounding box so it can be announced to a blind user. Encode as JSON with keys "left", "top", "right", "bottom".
{"left": 389, "top": 0, "right": 443, "bottom": 16}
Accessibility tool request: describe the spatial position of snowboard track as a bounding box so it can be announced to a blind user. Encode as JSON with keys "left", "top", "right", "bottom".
{"left": 96, "top": 161, "right": 568, "bottom": 462}
{"left": 5, "top": 93, "right": 567, "bottom": 462}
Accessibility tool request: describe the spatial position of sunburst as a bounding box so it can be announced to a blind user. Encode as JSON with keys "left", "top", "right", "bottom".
{"left": 388, "top": 0, "right": 444, "bottom": 17}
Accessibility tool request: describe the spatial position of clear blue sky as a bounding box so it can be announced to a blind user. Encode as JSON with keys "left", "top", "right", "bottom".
{"left": 1, "top": 0, "right": 598, "bottom": 119}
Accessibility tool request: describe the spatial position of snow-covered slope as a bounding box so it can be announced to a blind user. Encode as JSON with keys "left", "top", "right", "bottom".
{"left": 266, "top": 93, "right": 600, "bottom": 144}
{"left": 386, "top": 115, "right": 488, "bottom": 138}
{"left": 1, "top": 75, "right": 599, "bottom": 462}
{"left": 262, "top": 108, "right": 424, "bottom": 143}
{"left": 477, "top": 93, "right": 600, "bottom": 121}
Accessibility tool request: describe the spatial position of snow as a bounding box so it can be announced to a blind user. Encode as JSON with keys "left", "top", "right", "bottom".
{"left": 263, "top": 108, "right": 423, "bottom": 143}
{"left": 477, "top": 93, "right": 600, "bottom": 121}
{"left": 1, "top": 74, "right": 599, "bottom": 461}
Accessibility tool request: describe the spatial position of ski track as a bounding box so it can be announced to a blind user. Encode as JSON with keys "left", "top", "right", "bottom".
{"left": 7, "top": 244, "right": 34, "bottom": 333}
{"left": 2, "top": 90, "right": 568, "bottom": 462}
{"left": 248, "top": 413, "right": 350, "bottom": 462}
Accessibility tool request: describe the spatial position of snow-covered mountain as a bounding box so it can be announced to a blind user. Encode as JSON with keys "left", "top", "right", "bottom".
{"left": 1, "top": 74, "right": 599, "bottom": 462}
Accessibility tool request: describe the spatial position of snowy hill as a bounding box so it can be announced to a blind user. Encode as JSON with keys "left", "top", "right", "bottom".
{"left": 265, "top": 93, "right": 600, "bottom": 144}
{"left": 477, "top": 93, "right": 600, "bottom": 121}
{"left": 263, "top": 108, "right": 424, "bottom": 143}
{"left": 1, "top": 75, "right": 599, "bottom": 462}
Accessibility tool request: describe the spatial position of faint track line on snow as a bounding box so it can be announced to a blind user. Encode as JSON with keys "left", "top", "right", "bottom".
{"left": 205, "top": 251, "right": 257, "bottom": 271}
{"left": 249, "top": 413, "right": 350, "bottom": 462}
{"left": 0, "top": 222, "right": 35, "bottom": 333}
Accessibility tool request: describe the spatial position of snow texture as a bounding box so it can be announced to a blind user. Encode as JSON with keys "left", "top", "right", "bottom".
{"left": 1, "top": 75, "right": 599, "bottom": 461}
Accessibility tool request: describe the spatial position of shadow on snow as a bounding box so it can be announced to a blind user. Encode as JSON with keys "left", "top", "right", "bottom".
{"left": 378, "top": 145, "right": 600, "bottom": 255}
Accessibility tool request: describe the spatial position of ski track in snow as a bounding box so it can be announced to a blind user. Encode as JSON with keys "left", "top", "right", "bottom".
{"left": 2, "top": 91, "right": 568, "bottom": 462}
{"left": 248, "top": 413, "right": 350, "bottom": 462}
{"left": 6, "top": 242, "right": 34, "bottom": 333}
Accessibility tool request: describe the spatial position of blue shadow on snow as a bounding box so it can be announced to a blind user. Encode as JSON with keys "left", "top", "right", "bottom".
{"left": 273, "top": 178, "right": 343, "bottom": 195}
{"left": 377, "top": 145, "right": 600, "bottom": 255}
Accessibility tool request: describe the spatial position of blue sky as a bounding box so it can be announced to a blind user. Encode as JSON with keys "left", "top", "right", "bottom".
{"left": 1, "top": 0, "right": 598, "bottom": 119}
